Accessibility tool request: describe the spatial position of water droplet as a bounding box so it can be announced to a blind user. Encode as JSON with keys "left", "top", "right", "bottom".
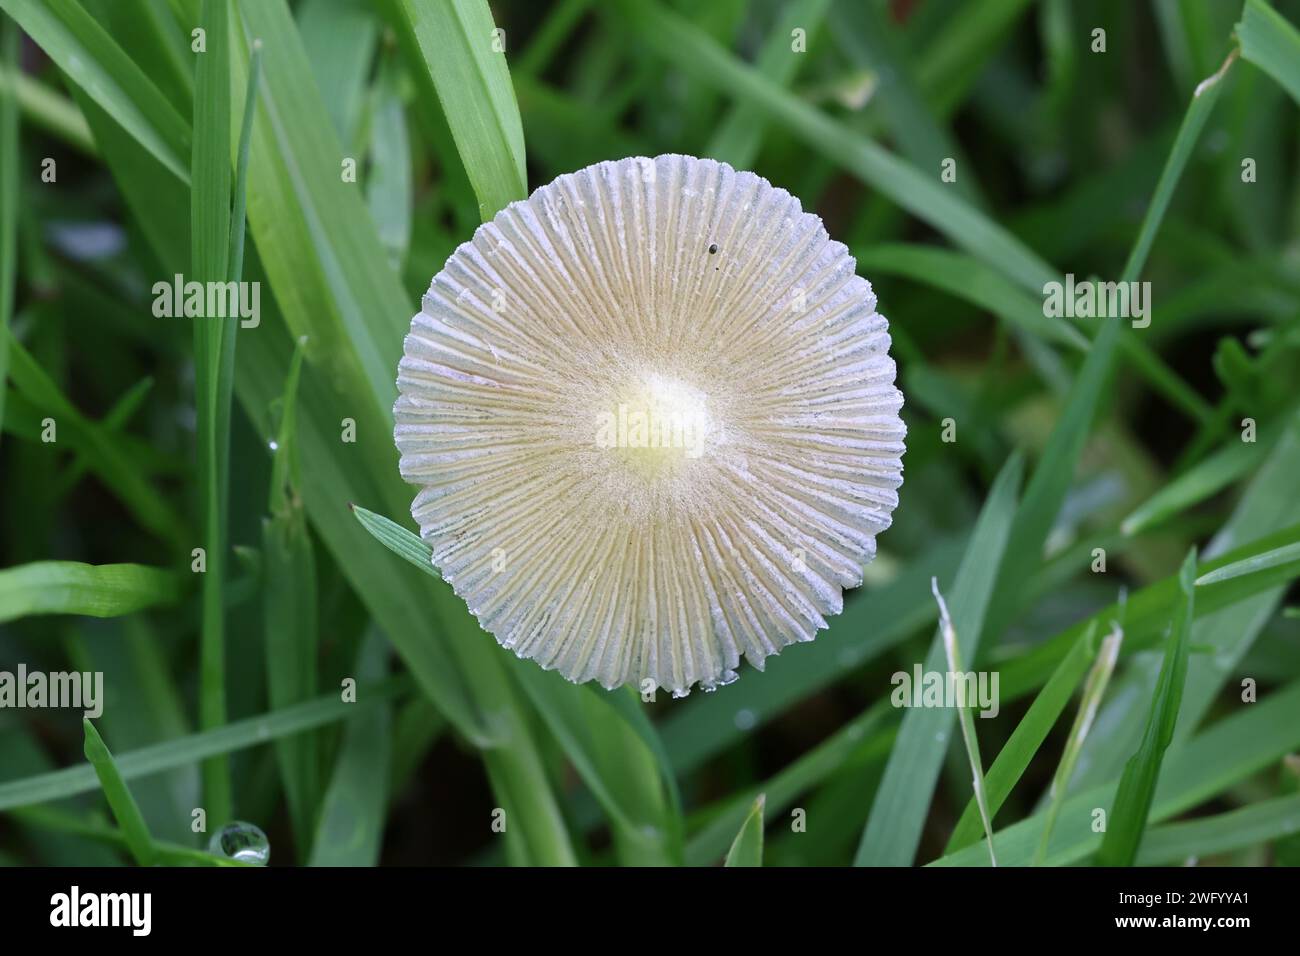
{"left": 268, "top": 440, "right": 279, "bottom": 451}
{"left": 734, "top": 708, "right": 757, "bottom": 731}
{"left": 209, "top": 821, "right": 270, "bottom": 866}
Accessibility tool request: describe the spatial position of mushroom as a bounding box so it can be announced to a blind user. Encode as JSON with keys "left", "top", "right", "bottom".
{"left": 395, "top": 155, "right": 905, "bottom": 697}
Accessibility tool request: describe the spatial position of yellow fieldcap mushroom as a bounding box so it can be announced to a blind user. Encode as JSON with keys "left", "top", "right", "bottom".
{"left": 395, "top": 154, "right": 905, "bottom": 697}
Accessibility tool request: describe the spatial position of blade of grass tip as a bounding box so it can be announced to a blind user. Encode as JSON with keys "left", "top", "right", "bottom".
{"left": 1033, "top": 620, "right": 1123, "bottom": 865}
{"left": 0, "top": 561, "right": 180, "bottom": 624}
{"left": 1120, "top": 47, "right": 1236, "bottom": 284}
{"left": 1194, "top": 540, "right": 1300, "bottom": 586}
{"left": 193, "top": 0, "right": 235, "bottom": 829}
{"left": 1237, "top": 0, "right": 1300, "bottom": 106}
{"left": 0, "top": 15, "right": 16, "bottom": 451}
{"left": 0, "top": 0, "right": 190, "bottom": 180}
{"left": 724, "top": 794, "right": 765, "bottom": 867}
{"left": 1096, "top": 549, "right": 1197, "bottom": 867}
{"left": 0, "top": 678, "right": 410, "bottom": 812}
{"left": 945, "top": 620, "right": 1099, "bottom": 853}
{"left": 351, "top": 503, "right": 441, "bottom": 578}
{"left": 856, "top": 452, "right": 1024, "bottom": 866}
{"left": 264, "top": 340, "right": 320, "bottom": 859}
{"left": 387, "top": 0, "right": 527, "bottom": 220}
{"left": 933, "top": 577, "right": 997, "bottom": 866}
{"left": 83, "top": 719, "right": 156, "bottom": 867}
{"left": 309, "top": 629, "right": 391, "bottom": 866}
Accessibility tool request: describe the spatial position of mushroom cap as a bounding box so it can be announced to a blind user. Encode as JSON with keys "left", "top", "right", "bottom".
{"left": 395, "top": 154, "right": 905, "bottom": 696}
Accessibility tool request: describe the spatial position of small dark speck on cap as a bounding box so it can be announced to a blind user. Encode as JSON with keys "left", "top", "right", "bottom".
{"left": 708, "top": 243, "right": 718, "bottom": 254}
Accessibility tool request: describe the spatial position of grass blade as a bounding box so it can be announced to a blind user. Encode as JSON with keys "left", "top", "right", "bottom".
{"left": 263, "top": 342, "right": 320, "bottom": 858}
{"left": 82, "top": 719, "right": 156, "bottom": 866}
{"left": 981, "top": 317, "right": 1121, "bottom": 648}
{"left": 1237, "top": 0, "right": 1300, "bottom": 106}
{"left": 856, "top": 452, "right": 1023, "bottom": 865}
{"left": 856, "top": 243, "right": 1086, "bottom": 350}
{"left": 724, "top": 794, "right": 765, "bottom": 867}
{"left": 512, "top": 663, "right": 681, "bottom": 866}
{"left": 1194, "top": 540, "right": 1300, "bottom": 586}
{"left": 933, "top": 578, "right": 997, "bottom": 865}
{"left": 0, "top": 561, "right": 179, "bottom": 623}
{"left": 0, "top": 679, "right": 409, "bottom": 812}
{"left": 367, "top": 57, "right": 413, "bottom": 270}
{"left": 1096, "top": 549, "right": 1197, "bottom": 866}
{"left": 308, "top": 630, "right": 391, "bottom": 866}
{"left": 13, "top": 805, "right": 246, "bottom": 867}
{"left": 387, "top": 0, "right": 527, "bottom": 220}
{"left": 1137, "top": 792, "right": 1300, "bottom": 865}
{"left": 946, "top": 622, "right": 1099, "bottom": 852}
{"left": 1033, "top": 622, "right": 1123, "bottom": 865}
{"left": 1120, "top": 48, "right": 1235, "bottom": 284}
{"left": 351, "top": 503, "right": 441, "bottom": 577}
{"left": 1121, "top": 434, "right": 1270, "bottom": 535}
{"left": 0, "top": 0, "right": 189, "bottom": 180}
{"left": 297, "top": 0, "right": 377, "bottom": 150}
{"left": 192, "top": 0, "right": 236, "bottom": 831}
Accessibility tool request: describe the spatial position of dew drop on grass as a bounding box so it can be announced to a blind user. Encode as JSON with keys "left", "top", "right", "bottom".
{"left": 209, "top": 821, "right": 270, "bottom": 866}
{"left": 734, "top": 708, "right": 757, "bottom": 731}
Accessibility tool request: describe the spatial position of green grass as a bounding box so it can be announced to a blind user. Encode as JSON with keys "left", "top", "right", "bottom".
{"left": 2, "top": 0, "right": 1300, "bottom": 868}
